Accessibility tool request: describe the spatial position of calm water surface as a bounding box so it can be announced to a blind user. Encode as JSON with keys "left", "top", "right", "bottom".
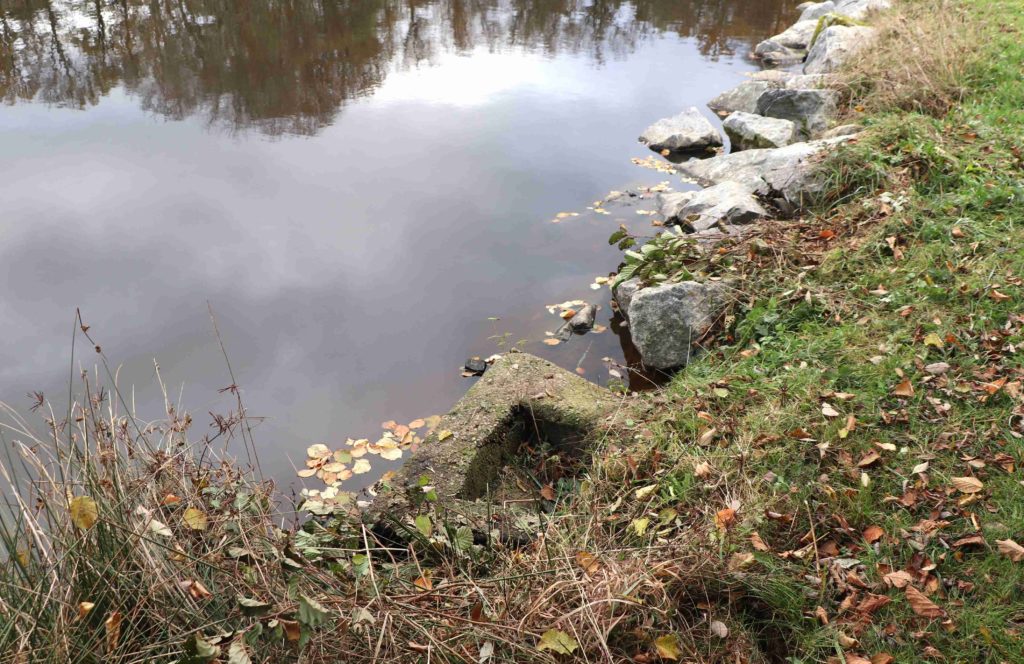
{"left": 0, "top": 0, "right": 792, "bottom": 485}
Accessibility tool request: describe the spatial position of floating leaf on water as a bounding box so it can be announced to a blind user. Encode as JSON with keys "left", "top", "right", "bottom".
{"left": 379, "top": 447, "right": 403, "bottom": 461}
{"left": 543, "top": 338, "right": 561, "bottom": 346}
{"left": 306, "top": 444, "right": 330, "bottom": 458}
{"left": 352, "top": 459, "right": 371, "bottom": 474}
{"left": 408, "top": 418, "right": 426, "bottom": 429}
{"left": 69, "top": 496, "right": 98, "bottom": 530}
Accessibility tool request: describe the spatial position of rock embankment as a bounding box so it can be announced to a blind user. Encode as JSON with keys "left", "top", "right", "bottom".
{"left": 620, "top": 0, "right": 884, "bottom": 369}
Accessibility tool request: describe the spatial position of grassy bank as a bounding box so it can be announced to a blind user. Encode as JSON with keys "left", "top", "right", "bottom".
{"left": 3, "top": 0, "right": 1023, "bottom": 661}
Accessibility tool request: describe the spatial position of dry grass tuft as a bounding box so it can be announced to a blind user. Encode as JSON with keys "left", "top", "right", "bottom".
{"left": 838, "top": 0, "right": 983, "bottom": 117}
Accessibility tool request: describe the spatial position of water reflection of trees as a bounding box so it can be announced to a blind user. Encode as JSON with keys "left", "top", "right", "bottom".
{"left": 0, "top": 0, "right": 789, "bottom": 135}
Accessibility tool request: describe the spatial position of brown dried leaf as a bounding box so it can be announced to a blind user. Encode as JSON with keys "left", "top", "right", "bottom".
{"left": 905, "top": 585, "right": 944, "bottom": 618}
{"left": 996, "top": 538, "right": 1024, "bottom": 562}
{"left": 892, "top": 378, "right": 915, "bottom": 397}
{"left": 951, "top": 476, "right": 984, "bottom": 494}
{"left": 575, "top": 550, "right": 600, "bottom": 575}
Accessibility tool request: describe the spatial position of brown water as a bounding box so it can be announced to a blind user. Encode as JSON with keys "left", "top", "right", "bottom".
{"left": 0, "top": 0, "right": 792, "bottom": 486}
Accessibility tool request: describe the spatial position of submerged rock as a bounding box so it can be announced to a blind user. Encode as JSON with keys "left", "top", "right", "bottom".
{"left": 756, "top": 88, "right": 839, "bottom": 138}
{"left": 568, "top": 304, "right": 597, "bottom": 333}
{"left": 627, "top": 281, "right": 728, "bottom": 369}
{"left": 707, "top": 80, "right": 772, "bottom": 116}
{"left": 724, "top": 111, "right": 799, "bottom": 150}
{"left": 803, "top": 25, "right": 877, "bottom": 74}
{"left": 677, "top": 137, "right": 854, "bottom": 207}
{"left": 639, "top": 107, "right": 723, "bottom": 153}
{"left": 672, "top": 181, "right": 767, "bottom": 232}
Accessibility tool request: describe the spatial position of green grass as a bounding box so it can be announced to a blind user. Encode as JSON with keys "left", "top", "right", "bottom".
{"left": 638, "top": 1, "right": 1024, "bottom": 659}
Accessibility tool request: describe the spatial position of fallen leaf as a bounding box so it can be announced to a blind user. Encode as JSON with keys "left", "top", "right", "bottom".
{"left": 905, "top": 586, "right": 944, "bottom": 619}
{"left": 105, "top": 611, "right": 123, "bottom": 652}
{"left": 437, "top": 430, "right": 453, "bottom": 441}
{"left": 655, "top": 634, "right": 682, "bottom": 659}
{"left": 352, "top": 459, "right": 372, "bottom": 474}
{"left": 996, "top": 538, "right": 1024, "bottom": 562}
{"left": 714, "top": 508, "right": 736, "bottom": 532}
{"left": 892, "top": 379, "right": 915, "bottom": 397}
{"left": 883, "top": 570, "right": 913, "bottom": 589}
{"left": 77, "top": 601, "right": 95, "bottom": 620}
{"left": 542, "top": 338, "right": 561, "bottom": 346}
{"left": 632, "top": 518, "right": 651, "bottom": 536}
{"left": 182, "top": 507, "right": 208, "bottom": 531}
{"left": 923, "top": 332, "right": 945, "bottom": 348}
{"left": 537, "top": 629, "right": 578, "bottom": 655}
{"left": 635, "top": 484, "right": 658, "bottom": 500}
{"left": 709, "top": 620, "right": 729, "bottom": 639}
{"left": 863, "top": 525, "right": 885, "bottom": 543}
{"left": 750, "top": 531, "right": 769, "bottom": 552}
{"left": 951, "top": 476, "right": 984, "bottom": 494}
{"left": 414, "top": 574, "right": 433, "bottom": 592}
{"left": 575, "top": 551, "right": 600, "bottom": 575}
{"left": 69, "top": 496, "right": 99, "bottom": 530}
{"left": 871, "top": 654, "right": 895, "bottom": 664}
{"left": 821, "top": 402, "right": 840, "bottom": 418}
{"left": 912, "top": 461, "right": 930, "bottom": 475}
{"left": 539, "top": 484, "right": 556, "bottom": 501}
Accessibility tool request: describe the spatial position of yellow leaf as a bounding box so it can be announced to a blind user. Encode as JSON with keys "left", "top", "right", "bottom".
{"left": 655, "top": 634, "right": 681, "bottom": 660}
{"left": 69, "top": 496, "right": 98, "bottom": 530}
{"left": 182, "top": 507, "right": 208, "bottom": 531}
{"left": 77, "top": 602, "right": 95, "bottom": 620}
{"left": 537, "top": 629, "right": 578, "bottom": 655}
{"left": 634, "top": 484, "right": 658, "bottom": 500}
{"left": 923, "top": 332, "right": 944, "bottom": 348}
{"left": 105, "top": 611, "right": 123, "bottom": 652}
{"left": 951, "top": 476, "right": 984, "bottom": 494}
{"left": 575, "top": 551, "right": 600, "bottom": 575}
{"left": 632, "top": 518, "right": 650, "bottom": 536}
{"left": 437, "top": 430, "right": 453, "bottom": 441}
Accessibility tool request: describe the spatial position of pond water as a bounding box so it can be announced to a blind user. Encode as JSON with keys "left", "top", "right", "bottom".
{"left": 0, "top": 0, "right": 791, "bottom": 488}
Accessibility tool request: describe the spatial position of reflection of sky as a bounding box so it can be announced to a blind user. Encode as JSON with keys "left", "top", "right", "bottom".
{"left": 0, "top": 31, "right": 764, "bottom": 482}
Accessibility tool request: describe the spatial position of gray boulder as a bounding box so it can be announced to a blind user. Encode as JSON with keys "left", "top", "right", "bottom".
{"left": 834, "top": 0, "right": 891, "bottom": 19}
{"left": 673, "top": 182, "right": 767, "bottom": 232}
{"left": 627, "top": 281, "right": 728, "bottom": 369}
{"left": 753, "top": 39, "right": 805, "bottom": 66}
{"left": 803, "top": 25, "right": 877, "bottom": 74}
{"left": 612, "top": 278, "right": 642, "bottom": 318}
{"left": 639, "top": 107, "right": 722, "bottom": 152}
{"left": 765, "top": 19, "right": 819, "bottom": 49}
{"left": 724, "top": 112, "right": 799, "bottom": 150}
{"left": 784, "top": 73, "right": 836, "bottom": 89}
{"left": 708, "top": 80, "right": 772, "bottom": 115}
{"left": 657, "top": 191, "right": 697, "bottom": 222}
{"left": 749, "top": 70, "right": 796, "bottom": 84}
{"left": 756, "top": 88, "right": 838, "bottom": 138}
{"left": 822, "top": 123, "right": 863, "bottom": 138}
{"left": 798, "top": 1, "right": 836, "bottom": 21}
{"left": 677, "top": 137, "right": 854, "bottom": 207}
